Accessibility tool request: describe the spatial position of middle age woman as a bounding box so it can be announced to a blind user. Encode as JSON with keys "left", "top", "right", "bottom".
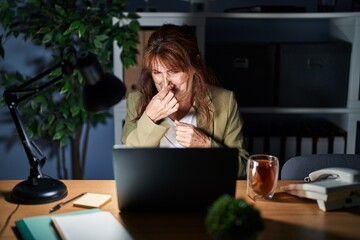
{"left": 122, "top": 24, "right": 249, "bottom": 178}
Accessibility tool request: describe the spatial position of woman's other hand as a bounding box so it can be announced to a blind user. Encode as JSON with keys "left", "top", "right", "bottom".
{"left": 174, "top": 120, "right": 211, "bottom": 148}
{"left": 145, "top": 83, "right": 180, "bottom": 123}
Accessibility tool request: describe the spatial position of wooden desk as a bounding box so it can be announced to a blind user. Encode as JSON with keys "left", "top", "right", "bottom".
{"left": 1, "top": 180, "right": 359, "bottom": 240}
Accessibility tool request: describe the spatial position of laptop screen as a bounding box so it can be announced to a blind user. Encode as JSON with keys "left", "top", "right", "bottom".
{"left": 112, "top": 147, "right": 239, "bottom": 212}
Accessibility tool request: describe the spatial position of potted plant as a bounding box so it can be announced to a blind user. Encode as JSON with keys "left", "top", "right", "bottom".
{"left": 206, "top": 195, "right": 265, "bottom": 239}
{"left": 0, "top": 0, "right": 139, "bottom": 179}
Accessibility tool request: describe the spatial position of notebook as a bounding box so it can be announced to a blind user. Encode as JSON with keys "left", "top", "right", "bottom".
{"left": 51, "top": 211, "right": 132, "bottom": 240}
{"left": 112, "top": 146, "right": 239, "bottom": 212}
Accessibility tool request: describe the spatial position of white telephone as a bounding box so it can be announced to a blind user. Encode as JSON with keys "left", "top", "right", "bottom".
{"left": 304, "top": 167, "right": 360, "bottom": 183}
{"left": 281, "top": 167, "right": 360, "bottom": 211}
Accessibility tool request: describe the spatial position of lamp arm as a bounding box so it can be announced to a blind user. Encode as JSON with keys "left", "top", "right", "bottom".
{"left": 5, "top": 61, "right": 72, "bottom": 104}
{"left": 5, "top": 99, "right": 46, "bottom": 183}
{"left": 3, "top": 61, "right": 73, "bottom": 185}
{"left": 13, "top": 62, "right": 62, "bottom": 90}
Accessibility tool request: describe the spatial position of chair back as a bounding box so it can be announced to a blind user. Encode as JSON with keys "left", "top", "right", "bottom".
{"left": 280, "top": 154, "right": 360, "bottom": 180}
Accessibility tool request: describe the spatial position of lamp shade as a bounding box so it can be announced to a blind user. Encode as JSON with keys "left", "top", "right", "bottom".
{"left": 77, "top": 52, "right": 126, "bottom": 112}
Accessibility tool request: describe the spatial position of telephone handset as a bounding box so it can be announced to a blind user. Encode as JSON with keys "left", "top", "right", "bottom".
{"left": 304, "top": 167, "right": 360, "bottom": 183}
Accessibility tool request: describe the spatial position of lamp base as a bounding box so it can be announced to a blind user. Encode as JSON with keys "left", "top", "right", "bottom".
{"left": 11, "top": 178, "right": 68, "bottom": 204}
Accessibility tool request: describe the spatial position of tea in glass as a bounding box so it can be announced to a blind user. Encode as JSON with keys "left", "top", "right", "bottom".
{"left": 247, "top": 154, "right": 279, "bottom": 200}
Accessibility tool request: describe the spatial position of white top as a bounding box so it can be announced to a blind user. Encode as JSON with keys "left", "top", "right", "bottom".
{"left": 160, "top": 107, "right": 197, "bottom": 148}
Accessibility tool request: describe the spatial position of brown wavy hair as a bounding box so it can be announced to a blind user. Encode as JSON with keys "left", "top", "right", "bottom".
{"left": 135, "top": 24, "right": 218, "bottom": 128}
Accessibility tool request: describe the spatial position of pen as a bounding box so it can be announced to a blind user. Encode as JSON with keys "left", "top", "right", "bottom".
{"left": 49, "top": 192, "right": 87, "bottom": 213}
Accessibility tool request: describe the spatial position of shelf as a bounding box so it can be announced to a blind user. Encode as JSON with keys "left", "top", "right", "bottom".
{"left": 135, "top": 12, "right": 360, "bottom": 20}
{"left": 205, "top": 12, "right": 360, "bottom": 19}
{"left": 241, "top": 108, "right": 359, "bottom": 114}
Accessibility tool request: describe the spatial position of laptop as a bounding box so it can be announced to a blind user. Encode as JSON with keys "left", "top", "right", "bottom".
{"left": 112, "top": 147, "right": 239, "bottom": 212}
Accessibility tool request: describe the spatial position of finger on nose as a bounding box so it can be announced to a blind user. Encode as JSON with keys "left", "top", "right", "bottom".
{"left": 168, "top": 81, "right": 175, "bottom": 89}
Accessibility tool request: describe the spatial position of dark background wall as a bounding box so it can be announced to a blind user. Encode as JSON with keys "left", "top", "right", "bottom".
{"left": 0, "top": 0, "right": 355, "bottom": 180}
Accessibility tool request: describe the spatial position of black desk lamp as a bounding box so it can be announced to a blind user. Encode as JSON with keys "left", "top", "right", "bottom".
{"left": 3, "top": 52, "right": 125, "bottom": 204}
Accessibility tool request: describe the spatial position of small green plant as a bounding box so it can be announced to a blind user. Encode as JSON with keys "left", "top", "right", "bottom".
{"left": 205, "top": 195, "right": 264, "bottom": 239}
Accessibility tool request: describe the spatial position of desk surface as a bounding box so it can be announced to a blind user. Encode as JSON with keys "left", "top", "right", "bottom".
{"left": 1, "top": 180, "right": 359, "bottom": 240}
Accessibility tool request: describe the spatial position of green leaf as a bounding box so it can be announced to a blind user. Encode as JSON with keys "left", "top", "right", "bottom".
{"left": 53, "top": 131, "right": 64, "bottom": 140}
{"left": 42, "top": 33, "right": 53, "bottom": 44}
{"left": 30, "top": 101, "right": 37, "bottom": 110}
{"left": 94, "top": 38, "right": 102, "bottom": 49}
{"left": 60, "top": 80, "right": 70, "bottom": 94}
{"left": 15, "top": 72, "right": 23, "bottom": 81}
{"left": 49, "top": 67, "right": 63, "bottom": 78}
{"left": 123, "top": 39, "right": 137, "bottom": 50}
{"left": 37, "top": 27, "right": 50, "bottom": 34}
{"left": 62, "top": 111, "right": 69, "bottom": 119}
{"left": 121, "top": 55, "right": 136, "bottom": 68}
{"left": 25, "top": 127, "right": 34, "bottom": 138}
{"left": 40, "top": 122, "right": 49, "bottom": 131}
{"left": 60, "top": 136, "right": 69, "bottom": 147}
{"left": 70, "top": 105, "right": 80, "bottom": 117}
{"left": 78, "top": 24, "right": 86, "bottom": 38}
{"left": 33, "top": 94, "right": 46, "bottom": 103}
{"left": 48, "top": 114, "right": 55, "bottom": 125}
{"left": 69, "top": 20, "right": 82, "bottom": 31}
{"left": 63, "top": 28, "right": 74, "bottom": 36}
{"left": 95, "top": 35, "right": 109, "bottom": 41}
{"left": 66, "top": 122, "right": 76, "bottom": 132}
{"left": 40, "top": 101, "right": 49, "bottom": 113}
{"left": 55, "top": 5, "right": 66, "bottom": 17}
{"left": 129, "top": 20, "right": 140, "bottom": 32}
{"left": 56, "top": 122, "right": 63, "bottom": 131}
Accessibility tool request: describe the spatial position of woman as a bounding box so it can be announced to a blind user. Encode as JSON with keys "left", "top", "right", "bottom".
{"left": 122, "top": 24, "right": 248, "bottom": 178}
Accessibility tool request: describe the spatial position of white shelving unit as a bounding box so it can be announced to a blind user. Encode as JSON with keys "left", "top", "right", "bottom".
{"left": 113, "top": 12, "right": 360, "bottom": 154}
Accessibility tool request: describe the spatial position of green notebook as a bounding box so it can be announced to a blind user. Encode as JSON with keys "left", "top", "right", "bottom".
{"left": 15, "top": 208, "right": 100, "bottom": 240}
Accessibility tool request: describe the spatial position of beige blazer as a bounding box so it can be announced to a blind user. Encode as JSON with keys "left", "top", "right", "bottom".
{"left": 122, "top": 85, "right": 249, "bottom": 178}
